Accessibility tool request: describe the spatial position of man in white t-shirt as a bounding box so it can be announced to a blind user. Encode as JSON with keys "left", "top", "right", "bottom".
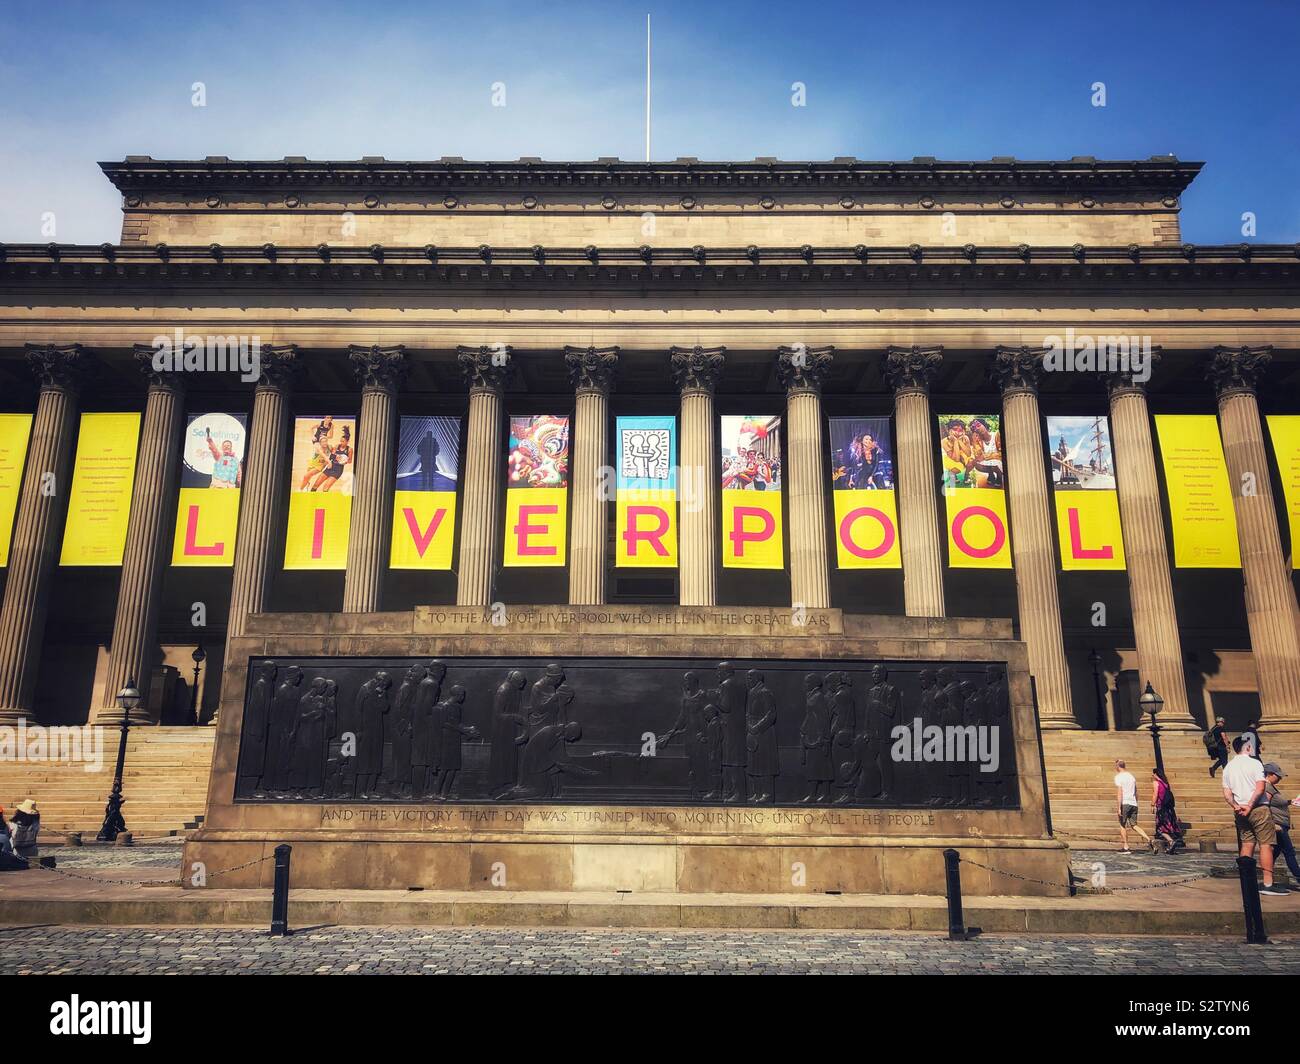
{"left": 1113, "top": 759, "right": 1151, "bottom": 852}
{"left": 1223, "top": 736, "right": 1286, "bottom": 895}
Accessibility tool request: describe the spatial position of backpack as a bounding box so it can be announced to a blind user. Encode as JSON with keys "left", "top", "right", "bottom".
{"left": 1202, "top": 731, "right": 1218, "bottom": 753}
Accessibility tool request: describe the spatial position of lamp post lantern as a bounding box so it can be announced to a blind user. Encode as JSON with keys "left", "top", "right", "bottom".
{"left": 190, "top": 642, "right": 206, "bottom": 725}
{"left": 1140, "top": 681, "right": 1166, "bottom": 778}
{"left": 96, "top": 678, "right": 142, "bottom": 842}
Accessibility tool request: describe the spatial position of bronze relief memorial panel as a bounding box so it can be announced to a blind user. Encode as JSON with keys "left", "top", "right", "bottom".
{"left": 234, "top": 656, "right": 1017, "bottom": 809}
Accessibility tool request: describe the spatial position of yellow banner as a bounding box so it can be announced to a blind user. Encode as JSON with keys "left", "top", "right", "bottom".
{"left": 172, "top": 487, "right": 240, "bottom": 566}
{"left": 391, "top": 490, "right": 457, "bottom": 569}
{"left": 616, "top": 488, "right": 678, "bottom": 568}
{"left": 502, "top": 486, "right": 567, "bottom": 567}
{"left": 284, "top": 491, "right": 351, "bottom": 569}
{"left": 1267, "top": 415, "right": 1300, "bottom": 554}
{"left": 832, "top": 489, "right": 901, "bottom": 569}
{"left": 1053, "top": 491, "right": 1125, "bottom": 571}
{"left": 59, "top": 412, "right": 140, "bottom": 566}
{"left": 722, "top": 488, "right": 784, "bottom": 569}
{"left": 944, "top": 487, "right": 1012, "bottom": 569}
{"left": 0, "top": 414, "right": 33, "bottom": 566}
{"left": 1154, "top": 414, "right": 1241, "bottom": 568}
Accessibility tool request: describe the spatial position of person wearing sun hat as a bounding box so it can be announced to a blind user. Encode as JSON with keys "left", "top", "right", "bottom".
{"left": 11, "top": 799, "right": 39, "bottom": 859}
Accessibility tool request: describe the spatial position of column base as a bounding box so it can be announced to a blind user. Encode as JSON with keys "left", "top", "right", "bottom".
{"left": 1260, "top": 721, "right": 1300, "bottom": 735}
{"left": 1038, "top": 717, "right": 1082, "bottom": 730}
{"left": 0, "top": 707, "right": 31, "bottom": 725}
{"left": 1137, "top": 718, "right": 1202, "bottom": 732}
{"left": 93, "top": 710, "right": 155, "bottom": 728}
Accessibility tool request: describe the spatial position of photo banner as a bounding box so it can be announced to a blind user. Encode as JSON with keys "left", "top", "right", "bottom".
{"left": 1154, "top": 414, "right": 1241, "bottom": 568}
{"left": 391, "top": 416, "right": 460, "bottom": 570}
{"left": 721, "top": 415, "right": 783, "bottom": 569}
{"left": 938, "top": 413, "right": 1012, "bottom": 569}
{"left": 284, "top": 414, "right": 355, "bottom": 570}
{"left": 502, "top": 414, "right": 569, "bottom": 567}
{"left": 829, "top": 417, "right": 900, "bottom": 569}
{"left": 171, "top": 413, "right": 246, "bottom": 567}
{"left": 59, "top": 412, "right": 141, "bottom": 566}
{"left": 1267, "top": 415, "right": 1300, "bottom": 553}
{"left": 0, "top": 414, "right": 32, "bottom": 567}
{"left": 1046, "top": 415, "right": 1125, "bottom": 571}
{"left": 615, "top": 415, "right": 677, "bottom": 568}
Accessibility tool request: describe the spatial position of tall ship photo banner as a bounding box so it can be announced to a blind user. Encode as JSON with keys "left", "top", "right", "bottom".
{"left": 1045, "top": 415, "right": 1125, "bottom": 571}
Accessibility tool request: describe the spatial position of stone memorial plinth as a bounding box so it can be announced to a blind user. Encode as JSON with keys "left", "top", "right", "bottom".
{"left": 183, "top": 606, "right": 1069, "bottom": 896}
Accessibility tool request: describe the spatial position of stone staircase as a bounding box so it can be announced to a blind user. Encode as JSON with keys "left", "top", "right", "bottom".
{"left": 0, "top": 726, "right": 215, "bottom": 839}
{"left": 1040, "top": 729, "right": 1298, "bottom": 848}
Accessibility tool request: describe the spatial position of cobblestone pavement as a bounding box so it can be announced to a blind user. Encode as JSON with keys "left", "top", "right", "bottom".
{"left": 38, "top": 844, "right": 183, "bottom": 871}
{"left": 2, "top": 925, "right": 1298, "bottom": 974}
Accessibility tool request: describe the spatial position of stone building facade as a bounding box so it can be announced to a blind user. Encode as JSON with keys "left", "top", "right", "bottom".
{"left": 0, "top": 155, "right": 1296, "bottom": 745}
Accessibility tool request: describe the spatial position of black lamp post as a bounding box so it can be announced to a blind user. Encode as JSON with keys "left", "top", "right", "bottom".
{"left": 1140, "top": 681, "right": 1165, "bottom": 778}
{"left": 96, "top": 679, "right": 142, "bottom": 842}
{"left": 190, "top": 643, "right": 206, "bottom": 725}
{"left": 1088, "top": 648, "right": 1107, "bottom": 731}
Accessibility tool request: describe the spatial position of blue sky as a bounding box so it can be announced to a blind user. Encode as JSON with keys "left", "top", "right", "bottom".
{"left": 1, "top": 0, "right": 1296, "bottom": 243}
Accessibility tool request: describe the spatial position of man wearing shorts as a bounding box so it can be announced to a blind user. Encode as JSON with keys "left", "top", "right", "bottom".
{"left": 1113, "top": 759, "right": 1150, "bottom": 852}
{"left": 1223, "top": 736, "right": 1287, "bottom": 895}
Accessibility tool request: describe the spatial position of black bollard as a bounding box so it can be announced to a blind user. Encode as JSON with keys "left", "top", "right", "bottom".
{"left": 943, "top": 848, "right": 965, "bottom": 940}
{"left": 270, "top": 844, "right": 292, "bottom": 937}
{"left": 1236, "top": 855, "right": 1268, "bottom": 945}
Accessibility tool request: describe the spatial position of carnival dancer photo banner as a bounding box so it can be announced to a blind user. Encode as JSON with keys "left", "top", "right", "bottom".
{"left": 0, "top": 414, "right": 32, "bottom": 567}
{"left": 284, "top": 414, "right": 355, "bottom": 570}
{"left": 391, "top": 416, "right": 460, "bottom": 570}
{"left": 59, "top": 412, "right": 141, "bottom": 566}
{"left": 1266, "top": 415, "right": 1300, "bottom": 553}
{"left": 938, "top": 414, "right": 1012, "bottom": 569}
{"left": 829, "top": 417, "right": 900, "bottom": 569}
{"left": 1045, "top": 415, "right": 1125, "bottom": 571}
{"left": 171, "top": 413, "right": 246, "bottom": 567}
{"left": 615, "top": 415, "right": 677, "bottom": 568}
{"left": 721, "top": 415, "right": 783, "bottom": 569}
{"left": 1154, "top": 414, "right": 1241, "bottom": 568}
{"left": 502, "top": 414, "right": 569, "bottom": 567}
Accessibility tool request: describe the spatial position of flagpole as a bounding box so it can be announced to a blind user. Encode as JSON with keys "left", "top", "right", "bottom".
{"left": 645, "top": 14, "right": 651, "bottom": 162}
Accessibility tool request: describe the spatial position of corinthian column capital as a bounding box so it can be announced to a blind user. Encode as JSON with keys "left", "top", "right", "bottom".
{"left": 990, "top": 345, "right": 1048, "bottom": 395}
{"left": 563, "top": 345, "right": 620, "bottom": 394}
{"left": 669, "top": 345, "right": 726, "bottom": 395}
{"left": 1104, "top": 346, "right": 1163, "bottom": 398}
{"left": 132, "top": 344, "right": 186, "bottom": 393}
{"left": 256, "top": 344, "right": 300, "bottom": 391}
{"left": 348, "top": 344, "right": 408, "bottom": 393}
{"left": 884, "top": 345, "right": 943, "bottom": 394}
{"left": 24, "top": 343, "right": 92, "bottom": 394}
{"left": 456, "top": 344, "right": 514, "bottom": 393}
{"left": 775, "top": 345, "right": 834, "bottom": 394}
{"left": 1208, "top": 345, "right": 1272, "bottom": 400}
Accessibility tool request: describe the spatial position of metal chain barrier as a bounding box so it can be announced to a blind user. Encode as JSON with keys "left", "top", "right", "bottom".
{"left": 959, "top": 855, "right": 1215, "bottom": 893}
{"left": 25, "top": 853, "right": 273, "bottom": 888}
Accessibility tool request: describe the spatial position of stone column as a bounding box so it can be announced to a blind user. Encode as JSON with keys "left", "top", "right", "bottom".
{"left": 99, "top": 350, "right": 186, "bottom": 724}
{"left": 885, "top": 346, "right": 945, "bottom": 617}
{"left": 455, "top": 346, "right": 513, "bottom": 606}
{"left": 992, "top": 346, "right": 1076, "bottom": 728}
{"left": 670, "top": 346, "right": 726, "bottom": 607}
{"left": 0, "top": 345, "right": 92, "bottom": 723}
{"left": 1107, "top": 364, "right": 1196, "bottom": 727}
{"left": 777, "top": 345, "right": 834, "bottom": 609}
{"left": 1209, "top": 346, "right": 1300, "bottom": 730}
{"left": 223, "top": 347, "right": 297, "bottom": 676}
{"left": 342, "top": 345, "right": 407, "bottom": 613}
{"left": 564, "top": 346, "right": 618, "bottom": 605}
